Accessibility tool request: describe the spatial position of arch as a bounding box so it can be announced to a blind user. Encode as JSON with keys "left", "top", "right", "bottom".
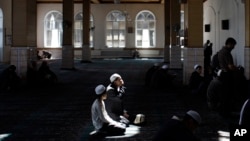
{"left": 135, "top": 10, "right": 156, "bottom": 48}
{"left": 105, "top": 10, "right": 126, "bottom": 48}
{"left": 218, "top": 0, "right": 242, "bottom": 66}
{"left": 0, "top": 8, "right": 3, "bottom": 62}
{"left": 74, "top": 12, "right": 94, "bottom": 48}
{"left": 204, "top": 6, "right": 217, "bottom": 55}
{"left": 44, "top": 10, "right": 63, "bottom": 48}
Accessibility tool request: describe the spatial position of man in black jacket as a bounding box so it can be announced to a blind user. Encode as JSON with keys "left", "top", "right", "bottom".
{"left": 153, "top": 110, "right": 202, "bottom": 141}
{"left": 104, "top": 73, "right": 134, "bottom": 125}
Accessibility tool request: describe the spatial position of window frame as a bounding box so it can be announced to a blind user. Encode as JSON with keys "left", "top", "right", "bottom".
{"left": 105, "top": 10, "right": 126, "bottom": 48}
{"left": 135, "top": 10, "right": 156, "bottom": 48}
{"left": 74, "top": 12, "right": 94, "bottom": 48}
{"left": 44, "top": 10, "right": 63, "bottom": 48}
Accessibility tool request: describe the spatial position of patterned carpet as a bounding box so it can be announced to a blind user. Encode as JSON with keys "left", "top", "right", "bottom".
{"left": 0, "top": 58, "right": 239, "bottom": 141}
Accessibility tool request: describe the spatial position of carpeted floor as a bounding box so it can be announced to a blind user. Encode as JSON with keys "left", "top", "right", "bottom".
{"left": 0, "top": 58, "right": 240, "bottom": 141}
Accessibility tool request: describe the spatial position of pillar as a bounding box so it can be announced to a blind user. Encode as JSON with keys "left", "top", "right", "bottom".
{"left": 81, "top": 0, "right": 91, "bottom": 63}
{"left": 11, "top": 0, "right": 37, "bottom": 78}
{"left": 61, "top": 0, "right": 74, "bottom": 69}
{"left": 164, "top": 0, "right": 170, "bottom": 63}
{"left": 182, "top": 0, "right": 203, "bottom": 85}
{"left": 169, "top": 0, "right": 181, "bottom": 68}
{"left": 245, "top": 0, "right": 250, "bottom": 79}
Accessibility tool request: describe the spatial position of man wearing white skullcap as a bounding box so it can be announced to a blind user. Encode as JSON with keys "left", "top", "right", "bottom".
{"left": 105, "top": 73, "right": 133, "bottom": 125}
{"left": 189, "top": 64, "right": 206, "bottom": 97}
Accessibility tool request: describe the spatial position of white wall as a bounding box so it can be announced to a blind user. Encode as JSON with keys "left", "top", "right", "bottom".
{"left": 37, "top": 3, "right": 165, "bottom": 49}
{"left": 0, "top": 0, "right": 12, "bottom": 63}
{"left": 204, "top": 0, "right": 245, "bottom": 67}
{"left": 37, "top": 4, "right": 62, "bottom": 48}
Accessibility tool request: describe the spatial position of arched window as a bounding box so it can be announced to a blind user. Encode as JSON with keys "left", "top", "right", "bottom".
{"left": 44, "top": 11, "right": 63, "bottom": 47}
{"left": 106, "top": 10, "right": 126, "bottom": 48}
{"left": 74, "top": 12, "right": 94, "bottom": 48}
{"left": 135, "top": 10, "right": 156, "bottom": 48}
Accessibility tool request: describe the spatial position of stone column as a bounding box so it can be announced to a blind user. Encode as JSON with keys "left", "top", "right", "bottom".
{"left": 26, "top": 0, "right": 37, "bottom": 62}
{"left": 182, "top": 0, "right": 203, "bottom": 85}
{"left": 61, "top": 0, "right": 74, "bottom": 69}
{"left": 245, "top": 0, "right": 250, "bottom": 79}
{"left": 81, "top": 0, "right": 91, "bottom": 63}
{"left": 164, "top": 0, "right": 170, "bottom": 63}
{"left": 169, "top": 0, "right": 181, "bottom": 68}
{"left": 11, "top": 0, "right": 37, "bottom": 78}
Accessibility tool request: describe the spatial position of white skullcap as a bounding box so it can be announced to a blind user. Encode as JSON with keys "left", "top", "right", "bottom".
{"left": 186, "top": 110, "right": 201, "bottom": 125}
{"left": 95, "top": 84, "right": 106, "bottom": 95}
{"left": 194, "top": 64, "right": 201, "bottom": 70}
{"left": 110, "top": 73, "right": 121, "bottom": 83}
{"left": 217, "top": 69, "right": 223, "bottom": 77}
{"left": 161, "top": 64, "right": 168, "bottom": 69}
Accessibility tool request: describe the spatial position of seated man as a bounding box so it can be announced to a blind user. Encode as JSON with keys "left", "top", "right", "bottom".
{"left": 153, "top": 110, "right": 202, "bottom": 141}
{"left": 38, "top": 61, "right": 58, "bottom": 85}
{"left": 189, "top": 64, "right": 206, "bottom": 97}
{"left": 105, "top": 73, "right": 145, "bottom": 126}
{"left": 0, "top": 65, "right": 21, "bottom": 91}
{"left": 105, "top": 73, "right": 132, "bottom": 124}
{"left": 145, "top": 63, "right": 160, "bottom": 87}
{"left": 91, "top": 84, "right": 126, "bottom": 137}
{"left": 150, "top": 64, "right": 176, "bottom": 89}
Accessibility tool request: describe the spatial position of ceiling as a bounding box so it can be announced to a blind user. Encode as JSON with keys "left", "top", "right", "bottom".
{"left": 36, "top": 0, "right": 164, "bottom": 4}
{"left": 95, "top": 0, "right": 163, "bottom": 4}
{"left": 36, "top": 0, "right": 208, "bottom": 4}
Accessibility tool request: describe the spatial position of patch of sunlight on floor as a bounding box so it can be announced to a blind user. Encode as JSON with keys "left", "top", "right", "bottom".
{"left": 0, "top": 133, "right": 12, "bottom": 141}
{"left": 105, "top": 124, "right": 141, "bottom": 139}
{"left": 218, "top": 130, "right": 230, "bottom": 141}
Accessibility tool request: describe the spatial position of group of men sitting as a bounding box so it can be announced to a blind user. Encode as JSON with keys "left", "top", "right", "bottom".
{"left": 90, "top": 73, "right": 145, "bottom": 140}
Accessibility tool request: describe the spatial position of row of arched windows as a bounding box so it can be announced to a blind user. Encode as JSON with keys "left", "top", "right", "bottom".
{"left": 44, "top": 10, "right": 155, "bottom": 48}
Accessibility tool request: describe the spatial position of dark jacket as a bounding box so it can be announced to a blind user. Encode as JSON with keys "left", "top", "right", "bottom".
{"left": 104, "top": 83, "right": 126, "bottom": 121}
{"left": 218, "top": 47, "right": 234, "bottom": 72}
{"left": 189, "top": 71, "right": 204, "bottom": 90}
{"left": 153, "top": 118, "right": 200, "bottom": 141}
{"left": 207, "top": 77, "right": 224, "bottom": 111}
